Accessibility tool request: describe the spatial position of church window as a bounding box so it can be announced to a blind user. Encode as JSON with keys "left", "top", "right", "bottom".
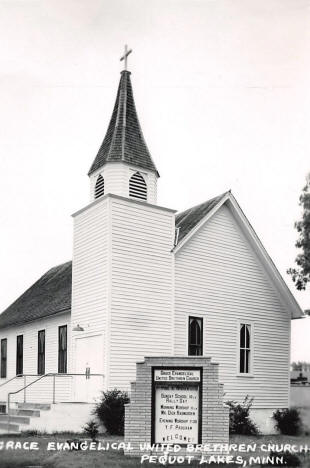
{"left": 16, "top": 335, "right": 23, "bottom": 375}
{"left": 37, "top": 330, "right": 45, "bottom": 375}
{"left": 58, "top": 325, "right": 67, "bottom": 373}
{"left": 239, "top": 324, "right": 251, "bottom": 373}
{"left": 188, "top": 317, "right": 203, "bottom": 356}
{"left": 0, "top": 339, "right": 7, "bottom": 379}
{"left": 129, "top": 172, "right": 147, "bottom": 201}
{"left": 94, "top": 174, "right": 105, "bottom": 199}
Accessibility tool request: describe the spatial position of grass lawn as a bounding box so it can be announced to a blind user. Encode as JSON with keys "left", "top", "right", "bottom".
{"left": 0, "top": 434, "right": 309, "bottom": 468}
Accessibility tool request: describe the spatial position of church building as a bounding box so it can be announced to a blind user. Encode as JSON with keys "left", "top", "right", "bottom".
{"left": 0, "top": 53, "right": 304, "bottom": 434}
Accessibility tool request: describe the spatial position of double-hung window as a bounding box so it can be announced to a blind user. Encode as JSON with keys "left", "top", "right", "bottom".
{"left": 0, "top": 339, "right": 7, "bottom": 379}
{"left": 38, "top": 330, "right": 45, "bottom": 375}
{"left": 58, "top": 326, "right": 67, "bottom": 373}
{"left": 16, "top": 335, "right": 23, "bottom": 375}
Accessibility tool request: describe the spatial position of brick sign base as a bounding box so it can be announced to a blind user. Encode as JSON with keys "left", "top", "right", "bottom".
{"left": 124, "top": 356, "right": 229, "bottom": 457}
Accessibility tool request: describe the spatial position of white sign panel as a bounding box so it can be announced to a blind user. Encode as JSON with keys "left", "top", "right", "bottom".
{"left": 154, "top": 369, "right": 201, "bottom": 383}
{"left": 154, "top": 385, "right": 199, "bottom": 444}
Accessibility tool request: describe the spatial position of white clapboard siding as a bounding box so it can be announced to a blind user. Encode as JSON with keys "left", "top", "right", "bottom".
{"left": 89, "top": 163, "right": 157, "bottom": 204}
{"left": 108, "top": 197, "right": 175, "bottom": 389}
{"left": 0, "top": 313, "right": 71, "bottom": 403}
{"left": 175, "top": 203, "right": 290, "bottom": 409}
{"left": 71, "top": 198, "right": 109, "bottom": 376}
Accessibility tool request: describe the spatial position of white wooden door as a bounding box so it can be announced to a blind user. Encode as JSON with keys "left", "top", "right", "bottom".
{"left": 74, "top": 334, "right": 104, "bottom": 402}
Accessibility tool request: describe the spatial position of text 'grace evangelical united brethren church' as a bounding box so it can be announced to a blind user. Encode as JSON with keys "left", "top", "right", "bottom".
{"left": 0, "top": 49, "right": 304, "bottom": 434}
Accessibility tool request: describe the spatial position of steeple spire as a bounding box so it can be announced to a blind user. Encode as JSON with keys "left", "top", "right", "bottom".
{"left": 88, "top": 61, "right": 159, "bottom": 177}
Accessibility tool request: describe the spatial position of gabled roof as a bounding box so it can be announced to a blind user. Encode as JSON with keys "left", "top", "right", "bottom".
{"left": 176, "top": 192, "right": 228, "bottom": 243}
{"left": 88, "top": 70, "right": 159, "bottom": 177}
{"left": 0, "top": 261, "right": 72, "bottom": 330}
{"left": 174, "top": 191, "right": 304, "bottom": 320}
{"left": 0, "top": 193, "right": 303, "bottom": 327}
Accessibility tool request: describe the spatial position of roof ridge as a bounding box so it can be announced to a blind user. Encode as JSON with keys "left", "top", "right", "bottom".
{"left": 176, "top": 191, "right": 229, "bottom": 220}
{"left": 175, "top": 191, "right": 230, "bottom": 244}
{"left": 48, "top": 259, "right": 72, "bottom": 271}
{"left": 106, "top": 73, "right": 123, "bottom": 163}
{"left": 0, "top": 261, "right": 72, "bottom": 329}
{"left": 121, "top": 70, "right": 127, "bottom": 162}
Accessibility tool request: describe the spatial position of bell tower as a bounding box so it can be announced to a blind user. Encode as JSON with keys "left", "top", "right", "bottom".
{"left": 71, "top": 48, "right": 175, "bottom": 391}
{"left": 88, "top": 46, "right": 159, "bottom": 204}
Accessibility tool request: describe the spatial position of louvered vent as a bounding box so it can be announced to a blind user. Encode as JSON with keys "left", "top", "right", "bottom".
{"left": 129, "top": 172, "right": 147, "bottom": 201}
{"left": 94, "top": 174, "right": 105, "bottom": 199}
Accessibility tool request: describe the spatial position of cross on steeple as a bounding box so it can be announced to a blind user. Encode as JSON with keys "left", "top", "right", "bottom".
{"left": 120, "top": 44, "right": 132, "bottom": 71}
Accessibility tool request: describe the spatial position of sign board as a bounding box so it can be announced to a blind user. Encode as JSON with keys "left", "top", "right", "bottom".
{"left": 154, "top": 369, "right": 201, "bottom": 383}
{"left": 152, "top": 367, "right": 202, "bottom": 445}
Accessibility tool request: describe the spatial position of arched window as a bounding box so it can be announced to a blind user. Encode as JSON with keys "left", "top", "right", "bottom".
{"left": 129, "top": 172, "right": 147, "bottom": 201}
{"left": 239, "top": 324, "right": 251, "bottom": 374}
{"left": 94, "top": 174, "right": 105, "bottom": 199}
{"left": 188, "top": 317, "right": 203, "bottom": 356}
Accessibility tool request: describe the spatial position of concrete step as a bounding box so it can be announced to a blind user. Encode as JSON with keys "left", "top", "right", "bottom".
{"left": 10, "top": 409, "right": 40, "bottom": 418}
{"left": 17, "top": 402, "right": 50, "bottom": 411}
{"left": 0, "top": 429, "right": 20, "bottom": 435}
{"left": 0, "top": 414, "right": 30, "bottom": 424}
{"left": 0, "top": 421, "right": 20, "bottom": 432}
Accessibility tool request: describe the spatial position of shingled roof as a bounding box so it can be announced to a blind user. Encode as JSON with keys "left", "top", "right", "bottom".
{"left": 0, "top": 195, "right": 229, "bottom": 329}
{"left": 88, "top": 70, "right": 159, "bottom": 177}
{"left": 176, "top": 192, "right": 228, "bottom": 243}
{"left": 0, "top": 261, "right": 72, "bottom": 329}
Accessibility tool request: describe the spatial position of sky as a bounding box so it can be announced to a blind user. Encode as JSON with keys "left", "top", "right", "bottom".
{"left": 0, "top": 0, "right": 309, "bottom": 361}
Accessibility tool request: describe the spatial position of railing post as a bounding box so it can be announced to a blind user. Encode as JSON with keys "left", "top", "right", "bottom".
{"left": 24, "top": 375, "right": 26, "bottom": 403}
{"left": 7, "top": 394, "right": 10, "bottom": 434}
{"left": 3, "top": 373, "right": 104, "bottom": 414}
{"left": 53, "top": 375, "right": 56, "bottom": 404}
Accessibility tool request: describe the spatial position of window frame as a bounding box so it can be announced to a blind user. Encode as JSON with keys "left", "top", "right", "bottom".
{"left": 0, "top": 338, "right": 7, "bottom": 379}
{"left": 188, "top": 316, "right": 203, "bottom": 356}
{"left": 58, "top": 325, "right": 67, "bottom": 374}
{"left": 237, "top": 321, "right": 254, "bottom": 377}
{"left": 16, "top": 335, "right": 23, "bottom": 376}
{"left": 37, "top": 330, "right": 45, "bottom": 375}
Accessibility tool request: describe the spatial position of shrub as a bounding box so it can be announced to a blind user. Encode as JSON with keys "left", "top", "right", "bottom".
{"left": 225, "top": 395, "right": 259, "bottom": 435}
{"left": 83, "top": 420, "right": 99, "bottom": 441}
{"left": 93, "top": 389, "right": 130, "bottom": 435}
{"left": 20, "top": 430, "right": 39, "bottom": 436}
{"left": 272, "top": 408, "right": 302, "bottom": 435}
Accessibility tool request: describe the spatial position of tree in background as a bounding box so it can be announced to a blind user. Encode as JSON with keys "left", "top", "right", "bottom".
{"left": 291, "top": 361, "right": 310, "bottom": 371}
{"left": 287, "top": 174, "right": 310, "bottom": 290}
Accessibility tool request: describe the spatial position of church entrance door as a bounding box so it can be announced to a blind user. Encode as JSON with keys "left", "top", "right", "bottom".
{"left": 74, "top": 334, "right": 104, "bottom": 403}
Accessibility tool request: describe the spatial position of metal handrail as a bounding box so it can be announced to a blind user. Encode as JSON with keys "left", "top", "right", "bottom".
{"left": 5, "top": 372, "right": 104, "bottom": 433}
{"left": 8, "top": 372, "right": 104, "bottom": 408}
{"left": 0, "top": 374, "right": 39, "bottom": 389}
{"left": 0, "top": 374, "right": 52, "bottom": 412}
